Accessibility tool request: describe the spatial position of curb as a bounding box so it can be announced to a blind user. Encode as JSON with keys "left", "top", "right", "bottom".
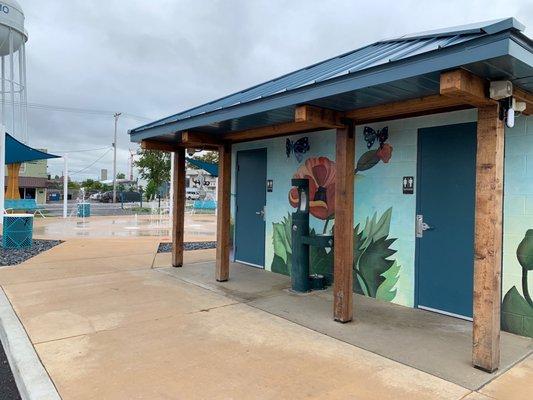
{"left": 0, "top": 287, "right": 61, "bottom": 400}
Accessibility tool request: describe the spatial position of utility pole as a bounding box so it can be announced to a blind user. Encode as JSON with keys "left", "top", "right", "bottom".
{"left": 128, "top": 148, "right": 136, "bottom": 181}
{"left": 113, "top": 112, "right": 122, "bottom": 203}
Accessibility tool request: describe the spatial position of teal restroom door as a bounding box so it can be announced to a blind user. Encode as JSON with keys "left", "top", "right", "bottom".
{"left": 235, "top": 149, "right": 267, "bottom": 268}
{"left": 416, "top": 123, "right": 477, "bottom": 319}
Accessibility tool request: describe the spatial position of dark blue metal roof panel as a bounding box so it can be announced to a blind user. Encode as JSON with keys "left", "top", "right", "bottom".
{"left": 383, "top": 17, "right": 524, "bottom": 42}
{"left": 130, "top": 18, "right": 532, "bottom": 140}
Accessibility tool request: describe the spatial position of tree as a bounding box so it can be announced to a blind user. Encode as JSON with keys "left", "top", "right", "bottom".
{"left": 116, "top": 172, "right": 126, "bottom": 179}
{"left": 135, "top": 150, "right": 170, "bottom": 200}
{"left": 189, "top": 151, "right": 218, "bottom": 168}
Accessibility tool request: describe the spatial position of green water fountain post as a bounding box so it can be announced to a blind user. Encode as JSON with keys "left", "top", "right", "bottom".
{"left": 291, "top": 179, "right": 310, "bottom": 292}
{"left": 290, "top": 178, "right": 334, "bottom": 293}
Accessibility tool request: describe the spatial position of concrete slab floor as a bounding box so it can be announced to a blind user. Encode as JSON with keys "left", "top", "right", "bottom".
{"left": 0, "top": 239, "right": 531, "bottom": 399}
{"left": 161, "top": 261, "right": 533, "bottom": 391}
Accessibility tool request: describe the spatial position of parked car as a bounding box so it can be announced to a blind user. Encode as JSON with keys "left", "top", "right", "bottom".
{"left": 186, "top": 188, "right": 200, "bottom": 200}
{"left": 100, "top": 191, "right": 114, "bottom": 203}
{"left": 89, "top": 192, "right": 102, "bottom": 201}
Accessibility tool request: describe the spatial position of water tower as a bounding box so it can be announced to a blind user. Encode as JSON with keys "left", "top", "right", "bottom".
{"left": 0, "top": 0, "right": 28, "bottom": 143}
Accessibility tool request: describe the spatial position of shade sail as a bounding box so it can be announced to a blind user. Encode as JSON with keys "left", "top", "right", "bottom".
{"left": 186, "top": 157, "right": 218, "bottom": 177}
{"left": 5, "top": 133, "right": 61, "bottom": 164}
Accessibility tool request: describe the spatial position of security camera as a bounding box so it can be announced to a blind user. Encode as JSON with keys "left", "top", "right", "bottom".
{"left": 506, "top": 107, "right": 515, "bottom": 128}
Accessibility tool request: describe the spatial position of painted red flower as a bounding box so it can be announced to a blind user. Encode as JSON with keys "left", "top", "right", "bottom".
{"left": 289, "top": 157, "right": 336, "bottom": 220}
{"left": 376, "top": 143, "right": 393, "bottom": 163}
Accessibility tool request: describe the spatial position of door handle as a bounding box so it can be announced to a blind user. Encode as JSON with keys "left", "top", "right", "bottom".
{"left": 255, "top": 207, "right": 265, "bottom": 221}
{"left": 416, "top": 215, "right": 434, "bottom": 238}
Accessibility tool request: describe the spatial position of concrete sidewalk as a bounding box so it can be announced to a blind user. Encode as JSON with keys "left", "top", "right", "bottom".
{"left": 0, "top": 238, "right": 530, "bottom": 399}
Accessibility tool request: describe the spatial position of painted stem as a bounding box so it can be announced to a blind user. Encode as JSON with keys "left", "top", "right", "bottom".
{"left": 523, "top": 268, "right": 533, "bottom": 308}
{"left": 355, "top": 269, "right": 370, "bottom": 297}
{"left": 322, "top": 218, "right": 331, "bottom": 235}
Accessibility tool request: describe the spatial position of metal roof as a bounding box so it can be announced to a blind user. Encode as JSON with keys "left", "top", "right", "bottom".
{"left": 130, "top": 17, "right": 533, "bottom": 142}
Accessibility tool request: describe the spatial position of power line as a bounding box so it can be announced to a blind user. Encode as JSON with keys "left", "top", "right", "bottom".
{"left": 70, "top": 148, "right": 113, "bottom": 175}
{"left": 49, "top": 146, "right": 112, "bottom": 154}
{"left": 1, "top": 99, "right": 152, "bottom": 121}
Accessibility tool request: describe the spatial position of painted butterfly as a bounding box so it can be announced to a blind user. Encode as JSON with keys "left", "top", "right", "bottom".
{"left": 286, "top": 137, "right": 310, "bottom": 162}
{"left": 363, "top": 126, "right": 389, "bottom": 149}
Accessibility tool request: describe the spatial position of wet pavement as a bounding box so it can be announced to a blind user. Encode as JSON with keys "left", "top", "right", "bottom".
{"left": 32, "top": 214, "right": 216, "bottom": 241}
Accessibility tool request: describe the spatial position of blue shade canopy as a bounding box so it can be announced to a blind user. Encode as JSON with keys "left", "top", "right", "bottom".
{"left": 5, "top": 133, "right": 61, "bottom": 164}
{"left": 186, "top": 157, "right": 218, "bottom": 177}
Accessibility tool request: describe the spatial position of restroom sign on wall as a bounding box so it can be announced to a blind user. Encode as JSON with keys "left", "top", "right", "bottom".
{"left": 403, "top": 176, "right": 414, "bottom": 194}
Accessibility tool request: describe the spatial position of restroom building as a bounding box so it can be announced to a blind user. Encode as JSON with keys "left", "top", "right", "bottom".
{"left": 130, "top": 18, "right": 533, "bottom": 372}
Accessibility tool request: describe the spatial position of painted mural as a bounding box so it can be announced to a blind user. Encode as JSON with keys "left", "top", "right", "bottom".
{"left": 502, "top": 230, "right": 533, "bottom": 337}
{"left": 231, "top": 110, "right": 533, "bottom": 338}
{"left": 270, "top": 130, "right": 401, "bottom": 302}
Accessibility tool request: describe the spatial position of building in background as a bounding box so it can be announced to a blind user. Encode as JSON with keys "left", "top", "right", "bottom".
{"left": 186, "top": 168, "right": 216, "bottom": 199}
{"left": 4, "top": 147, "right": 52, "bottom": 204}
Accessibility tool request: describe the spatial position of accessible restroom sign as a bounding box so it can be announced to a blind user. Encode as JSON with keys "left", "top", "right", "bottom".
{"left": 403, "top": 177, "right": 414, "bottom": 194}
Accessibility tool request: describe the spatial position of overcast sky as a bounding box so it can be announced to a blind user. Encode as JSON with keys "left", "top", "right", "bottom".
{"left": 21, "top": 0, "right": 532, "bottom": 179}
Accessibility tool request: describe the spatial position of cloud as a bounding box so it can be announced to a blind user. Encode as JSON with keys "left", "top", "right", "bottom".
{"left": 18, "top": 0, "right": 532, "bottom": 178}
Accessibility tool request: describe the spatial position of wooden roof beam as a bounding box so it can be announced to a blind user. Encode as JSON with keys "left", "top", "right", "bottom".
{"left": 295, "top": 105, "right": 344, "bottom": 128}
{"left": 345, "top": 94, "right": 471, "bottom": 123}
{"left": 180, "top": 131, "right": 223, "bottom": 150}
{"left": 440, "top": 69, "right": 496, "bottom": 107}
{"left": 513, "top": 87, "right": 533, "bottom": 115}
{"left": 224, "top": 105, "right": 344, "bottom": 143}
{"left": 141, "top": 140, "right": 180, "bottom": 152}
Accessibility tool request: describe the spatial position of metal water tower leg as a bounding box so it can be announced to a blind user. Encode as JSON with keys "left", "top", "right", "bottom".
{"left": 9, "top": 29, "right": 15, "bottom": 137}
{"left": 1, "top": 56, "right": 4, "bottom": 126}
{"left": 0, "top": 127, "right": 5, "bottom": 226}
{"left": 63, "top": 155, "right": 68, "bottom": 219}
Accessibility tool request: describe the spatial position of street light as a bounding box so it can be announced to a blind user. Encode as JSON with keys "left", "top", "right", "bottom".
{"left": 113, "top": 112, "right": 122, "bottom": 203}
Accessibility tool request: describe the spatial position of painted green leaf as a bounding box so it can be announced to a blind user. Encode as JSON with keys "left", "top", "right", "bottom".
{"left": 353, "top": 223, "right": 365, "bottom": 267}
{"left": 358, "top": 237, "right": 397, "bottom": 297}
{"left": 356, "top": 150, "right": 380, "bottom": 172}
{"left": 501, "top": 286, "right": 533, "bottom": 337}
{"left": 271, "top": 254, "right": 290, "bottom": 276}
{"left": 362, "top": 208, "right": 392, "bottom": 248}
{"left": 517, "top": 229, "right": 533, "bottom": 271}
{"left": 272, "top": 214, "right": 292, "bottom": 264}
{"left": 376, "top": 261, "right": 401, "bottom": 302}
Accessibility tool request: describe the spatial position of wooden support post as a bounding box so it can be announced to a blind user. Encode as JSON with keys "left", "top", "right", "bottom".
{"left": 216, "top": 143, "right": 232, "bottom": 282}
{"left": 333, "top": 123, "right": 356, "bottom": 323}
{"left": 172, "top": 148, "right": 186, "bottom": 268}
{"left": 5, "top": 163, "right": 21, "bottom": 200}
{"left": 472, "top": 105, "right": 504, "bottom": 372}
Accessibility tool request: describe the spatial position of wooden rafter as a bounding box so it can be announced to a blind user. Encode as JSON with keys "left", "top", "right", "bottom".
{"left": 345, "top": 94, "right": 471, "bottom": 123}
{"left": 140, "top": 140, "right": 180, "bottom": 152}
{"left": 295, "top": 105, "right": 344, "bottom": 127}
{"left": 224, "top": 105, "right": 343, "bottom": 143}
{"left": 180, "top": 131, "right": 223, "bottom": 149}
{"left": 513, "top": 87, "right": 533, "bottom": 115}
{"left": 440, "top": 69, "right": 496, "bottom": 107}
